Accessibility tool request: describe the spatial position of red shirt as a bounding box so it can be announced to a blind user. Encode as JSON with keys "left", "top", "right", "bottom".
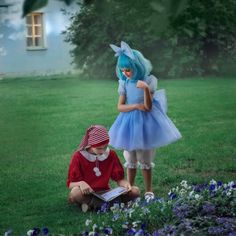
{"left": 67, "top": 149, "right": 124, "bottom": 191}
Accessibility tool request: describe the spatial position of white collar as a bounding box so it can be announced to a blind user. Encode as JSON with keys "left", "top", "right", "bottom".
{"left": 80, "top": 148, "right": 110, "bottom": 162}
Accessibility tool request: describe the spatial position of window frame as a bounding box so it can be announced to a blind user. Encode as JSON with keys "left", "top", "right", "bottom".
{"left": 26, "top": 12, "right": 46, "bottom": 50}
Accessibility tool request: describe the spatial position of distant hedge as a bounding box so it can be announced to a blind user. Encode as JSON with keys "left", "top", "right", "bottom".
{"left": 63, "top": 0, "right": 236, "bottom": 79}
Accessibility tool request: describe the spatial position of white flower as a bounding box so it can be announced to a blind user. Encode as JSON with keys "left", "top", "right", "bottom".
{"left": 92, "top": 224, "right": 97, "bottom": 231}
{"left": 110, "top": 203, "right": 120, "bottom": 211}
{"left": 180, "top": 180, "right": 187, "bottom": 187}
{"left": 4, "top": 229, "right": 12, "bottom": 236}
{"left": 180, "top": 189, "right": 187, "bottom": 196}
{"left": 126, "top": 208, "right": 135, "bottom": 218}
{"left": 122, "top": 223, "right": 128, "bottom": 229}
{"left": 189, "top": 191, "right": 194, "bottom": 197}
{"left": 85, "top": 219, "right": 92, "bottom": 226}
{"left": 127, "top": 200, "right": 133, "bottom": 208}
{"left": 142, "top": 207, "right": 150, "bottom": 214}
{"left": 228, "top": 181, "right": 234, "bottom": 188}
{"left": 180, "top": 180, "right": 191, "bottom": 190}
{"left": 194, "top": 194, "right": 200, "bottom": 200}
{"left": 171, "top": 187, "right": 175, "bottom": 192}
{"left": 210, "top": 179, "right": 217, "bottom": 185}
{"left": 132, "top": 221, "right": 138, "bottom": 227}
{"left": 27, "top": 230, "right": 34, "bottom": 236}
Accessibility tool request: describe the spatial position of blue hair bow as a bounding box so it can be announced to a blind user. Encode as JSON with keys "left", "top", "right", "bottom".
{"left": 110, "top": 41, "right": 135, "bottom": 60}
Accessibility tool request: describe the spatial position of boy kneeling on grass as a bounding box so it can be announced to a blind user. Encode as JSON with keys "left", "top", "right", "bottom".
{"left": 67, "top": 125, "right": 140, "bottom": 212}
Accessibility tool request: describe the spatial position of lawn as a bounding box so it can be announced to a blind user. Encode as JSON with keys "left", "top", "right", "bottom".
{"left": 0, "top": 76, "right": 235, "bottom": 235}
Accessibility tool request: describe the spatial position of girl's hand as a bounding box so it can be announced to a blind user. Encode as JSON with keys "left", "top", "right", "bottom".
{"left": 136, "top": 80, "right": 149, "bottom": 89}
{"left": 136, "top": 104, "right": 147, "bottom": 111}
{"left": 78, "top": 181, "right": 94, "bottom": 195}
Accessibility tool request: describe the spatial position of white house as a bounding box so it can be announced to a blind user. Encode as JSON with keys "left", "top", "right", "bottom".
{"left": 0, "top": 0, "right": 79, "bottom": 77}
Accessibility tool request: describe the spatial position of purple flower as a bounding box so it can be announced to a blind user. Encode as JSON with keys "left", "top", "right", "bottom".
{"left": 157, "top": 225, "right": 176, "bottom": 236}
{"left": 178, "top": 220, "right": 193, "bottom": 232}
{"left": 168, "top": 192, "right": 177, "bottom": 200}
{"left": 152, "top": 231, "right": 159, "bottom": 236}
{"left": 42, "top": 228, "right": 49, "bottom": 236}
{"left": 98, "top": 202, "right": 109, "bottom": 213}
{"left": 209, "top": 184, "right": 216, "bottom": 191}
{"left": 173, "top": 204, "right": 190, "bottom": 219}
{"left": 32, "top": 228, "right": 40, "bottom": 236}
{"left": 103, "top": 227, "right": 112, "bottom": 235}
{"left": 136, "top": 229, "right": 144, "bottom": 235}
{"left": 228, "top": 232, "right": 236, "bottom": 236}
{"left": 201, "top": 202, "right": 215, "bottom": 215}
{"left": 112, "top": 213, "right": 120, "bottom": 221}
{"left": 208, "top": 226, "right": 224, "bottom": 235}
{"left": 141, "top": 223, "right": 146, "bottom": 230}
{"left": 193, "top": 183, "right": 208, "bottom": 193}
{"left": 217, "top": 181, "right": 223, "bottom": 187}
{"left": 127, "top": 228, "right": 136, "bottom": 235}
{"left": 216, "top": 217, "right": 228, "bottom": 224}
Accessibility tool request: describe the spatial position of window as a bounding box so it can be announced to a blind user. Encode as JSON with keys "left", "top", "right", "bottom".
{"left": 26, "top": 13, "right": 46, "bottom": 49}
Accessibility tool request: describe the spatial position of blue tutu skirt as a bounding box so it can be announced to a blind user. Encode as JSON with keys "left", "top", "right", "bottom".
{"left": 109, "top": 89, "right": 182, "bottom": 151}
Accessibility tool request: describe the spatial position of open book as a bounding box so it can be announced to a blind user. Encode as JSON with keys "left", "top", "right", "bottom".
{"left": 92, "top": 186, "right": 128, "bottom": 202}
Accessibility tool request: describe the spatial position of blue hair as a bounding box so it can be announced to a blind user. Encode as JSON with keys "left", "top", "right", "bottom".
{"left": 116, "top": 49, "right": 152, "bottom": 81}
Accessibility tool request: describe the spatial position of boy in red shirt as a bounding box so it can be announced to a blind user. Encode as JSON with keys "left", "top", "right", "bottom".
{"left": 67, "top": 125, "right": 140, "bottom": 212}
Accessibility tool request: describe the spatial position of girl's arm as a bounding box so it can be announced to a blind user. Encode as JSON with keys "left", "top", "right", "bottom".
{"left": 117, "top": 95, "right": 146, "bottom": 112}
{"left": 137, "top": 80, "right": 152, "bottom": 110}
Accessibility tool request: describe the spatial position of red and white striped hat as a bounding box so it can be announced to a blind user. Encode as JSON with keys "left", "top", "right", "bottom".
{"left": 78, "top": 125, "right": 109, "bottom": 150}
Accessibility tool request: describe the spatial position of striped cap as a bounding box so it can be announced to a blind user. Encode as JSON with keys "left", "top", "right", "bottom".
{"left": 78, "top": 125, "right": 109, "bottom": 150}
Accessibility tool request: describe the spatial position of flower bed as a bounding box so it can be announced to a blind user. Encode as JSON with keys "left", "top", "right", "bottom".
{"left": 81, "top": 180, "right": 236, "bottom": 236}
{"left": 5, "top": 180, "right": 235, "bottom": 236}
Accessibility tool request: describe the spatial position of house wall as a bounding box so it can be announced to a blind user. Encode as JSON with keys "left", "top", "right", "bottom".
{"left": 0, "top": 0, "right": 79, "bottom": 77}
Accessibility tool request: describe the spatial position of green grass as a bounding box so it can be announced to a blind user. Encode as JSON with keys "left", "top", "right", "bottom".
{"left": 0, "top": 76, "right": 235, "bottom": 235}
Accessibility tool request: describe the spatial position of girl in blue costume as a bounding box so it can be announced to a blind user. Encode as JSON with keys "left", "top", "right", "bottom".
{"left": 109, "top": 41, "right": 182, "bottom": 201}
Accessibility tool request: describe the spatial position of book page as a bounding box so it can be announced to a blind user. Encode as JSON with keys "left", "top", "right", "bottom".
{"left": 93, "top": 187, "right": 127, "bottom": 202}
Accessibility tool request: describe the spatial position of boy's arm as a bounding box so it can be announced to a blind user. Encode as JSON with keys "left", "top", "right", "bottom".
{"left": 116, "top": 179, "right": 132, "bottom": 191}
{"left": 69, "top": 181, "right": 94, "bottom": 194}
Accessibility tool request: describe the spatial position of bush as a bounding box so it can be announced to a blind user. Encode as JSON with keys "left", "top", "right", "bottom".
{"left": 63, "top": 0, "right": 236, "bottom": 79}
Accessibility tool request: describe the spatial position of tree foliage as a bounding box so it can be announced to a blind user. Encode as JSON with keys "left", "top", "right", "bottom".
{"left": 22, "top": 0, "right": 75, "bottom": 17}
{"left": 64, "top": 0, "right": 236, "bottom": 79}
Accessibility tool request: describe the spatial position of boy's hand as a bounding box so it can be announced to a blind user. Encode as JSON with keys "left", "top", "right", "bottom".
{"left": 79, "top": 181, "right": 94, "bottom": 195}
{"left": 137, "top": 80, "right": 149, "bottom": 89}
{"left": 117, "top": 179, "right": 132, "bottom": 191}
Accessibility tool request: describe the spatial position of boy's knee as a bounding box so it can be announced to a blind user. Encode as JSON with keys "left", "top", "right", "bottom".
{"left": 68, "top": 186, "right": 83, "bottom": 203}
{"left": 130, "top": 186, "right": 141, "bottom": 198}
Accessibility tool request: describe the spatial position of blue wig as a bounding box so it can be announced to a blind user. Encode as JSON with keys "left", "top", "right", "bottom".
{"left": 116, "top": 49, "right": 152, "bottom": 81}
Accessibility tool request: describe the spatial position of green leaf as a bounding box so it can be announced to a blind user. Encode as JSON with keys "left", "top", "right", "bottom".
{"left": 170, "top": 0, "right": 188, "bottom": 16}
{"left": 59, "top": 0, "right": 75, "bottom": 5}
{"left": 150, "top": 2, "right": 165, "bottom": 13}
{"left": 22, "top": 0, "right": 48, "bottom": 17}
